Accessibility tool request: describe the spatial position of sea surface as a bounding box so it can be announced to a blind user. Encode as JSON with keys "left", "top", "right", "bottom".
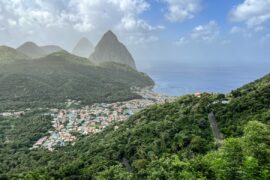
{"left": 143, "top": 63, "right": 270, "bottom": 96}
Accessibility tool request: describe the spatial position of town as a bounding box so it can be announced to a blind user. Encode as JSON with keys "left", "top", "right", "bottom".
{"left": 31, "top": 87, "right": 177, "bottom": 151}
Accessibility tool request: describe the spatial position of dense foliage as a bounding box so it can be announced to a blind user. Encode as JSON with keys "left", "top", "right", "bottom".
{"left": 0, "top": 111, "right": 52, "bottom": 176}
{"left": 0, "top": 51, "right": 154, "bottom": 111}
{"left": 0, "top": 63, "right": 270, "bottom": 179}
{"left": 143, "top": 121, "right": 270, "bottom": 180}
{"left": 211, "top": 73, "right": 270, "bottom": 137}
{"left": 0, "top": 94, "right": 216, "bottom": 179}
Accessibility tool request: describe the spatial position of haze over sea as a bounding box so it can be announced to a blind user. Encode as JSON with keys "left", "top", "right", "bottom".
{"left": 143, "top": 62, "right": 270, "bottom": 96}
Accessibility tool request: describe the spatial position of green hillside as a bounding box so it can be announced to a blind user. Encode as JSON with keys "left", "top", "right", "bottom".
{"left": 1, "top": 73, "right": 270, "bottom": 179}
{"left": 0, "top": 46, "right": 28, "bottom": 63}
{"left": 213, "top": 73, "right": 270, "bottom": 137}
{"left": 0, "top": 51, "right": 154, "bottom": 111}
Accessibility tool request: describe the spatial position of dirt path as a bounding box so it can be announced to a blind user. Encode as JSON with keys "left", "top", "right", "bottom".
{"left": 208, "top": 112, "right": 223, "bottom": 145}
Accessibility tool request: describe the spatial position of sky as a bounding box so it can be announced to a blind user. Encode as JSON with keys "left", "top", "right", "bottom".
{"left": 0, "top": 0, "right": 270, "bottom": 69}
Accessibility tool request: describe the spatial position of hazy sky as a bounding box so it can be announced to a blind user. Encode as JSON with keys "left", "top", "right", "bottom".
{"left": 0, "top": 0, "right": 270, "bottom": 69}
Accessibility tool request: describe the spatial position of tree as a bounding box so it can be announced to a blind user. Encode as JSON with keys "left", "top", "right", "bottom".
{"left": 203, "top": 121, "right": 270, "bottom": 180}
{"left": 95, "top": 165, "right": 133, "bottom": 180}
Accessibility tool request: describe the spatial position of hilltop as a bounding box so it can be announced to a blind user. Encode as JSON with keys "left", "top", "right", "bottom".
{"left": 16, "top": 42, "right": 64, "bottom": 58}
{"left": 17, "top": 41, "right": 47, "bottom": 58}
{"left": 90, "top": 31, "right": 136, "bottom": 69}
{"left": 0, "top": 45, "right": 28, "bottom": 63}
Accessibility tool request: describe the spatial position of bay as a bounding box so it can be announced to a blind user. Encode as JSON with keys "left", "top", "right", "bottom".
{"left": 143, "top": 62, "right": 270, "bottom": 96}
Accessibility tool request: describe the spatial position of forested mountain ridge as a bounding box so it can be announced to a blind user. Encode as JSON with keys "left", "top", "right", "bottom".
{"left": 0, "top": 50, "right": 154, "bottom": 111}
{"left": 16, "top": 42, "right": 63, "bottom": 59}
{"left": 1, "top": 72, "right": 270, "bottom": 179}
{"left": 0, "top": 45, "right": 28, "bottom": 63}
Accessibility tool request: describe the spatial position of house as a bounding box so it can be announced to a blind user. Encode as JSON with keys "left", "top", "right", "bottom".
{"left": 195, "top": 92, "right": 201, "bottom": 98}
{"left": 14, "top": 111, "right": 25, "bottom": 117}
{"left": 2, "top": 112, "right": 12, "bottom": 117}
{"left": 34, "top": 136, "right": 48, "bottom": 146}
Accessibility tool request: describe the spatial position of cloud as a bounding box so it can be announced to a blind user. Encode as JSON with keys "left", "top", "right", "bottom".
{"left": 125, "top": 34, "right": 160, "bottom": 45}
{"left": 230, "top": 0, "right": 270, "bottom": 28}
{"left": 174, "top": 37, "right": 188, "bottom": 45}
{"left": 191, "top": 21, "right": 219, "bottom": 41}
{"left": 67, "top": 0, "right": 163, "bottom": 43}
{"left": 230, "top": 26, "right": 245, "bottom": 34}
{"left": 1, "top": 0, "right": 65, "bottom": 28}
{"left": 174, "top": 21, "right": 219, "bottom": 45}
{"left": 0, "top": 0, "right": 163, "bottom": 45}
{"left": 7, "top": 19, "right": 17, "bottom": 27}
{"left": 73, "top": 22, "right": 94, "bottom": 32}
{"left": 116, "top": 14, "right": 164, "bottom": 44}
{"left": 118, "top": 15, "right": 164, "bottom": 32}
{"left": 163, "top": 0, "right": 202, "bottom": 22}
{"left": 229, "top": 26, "right": 266, "bottom": 39}
{"left": 109, "top": 0, "right": 149, "bottom": 14}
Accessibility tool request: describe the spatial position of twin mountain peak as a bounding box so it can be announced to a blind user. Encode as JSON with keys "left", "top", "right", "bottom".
{"left": 9, "top": 30, "right": 136, "bottom": 69}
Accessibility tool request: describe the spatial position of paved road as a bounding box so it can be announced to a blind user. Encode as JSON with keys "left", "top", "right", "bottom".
{"left": 208, "top": 112, "right": 223, "bottom": 145}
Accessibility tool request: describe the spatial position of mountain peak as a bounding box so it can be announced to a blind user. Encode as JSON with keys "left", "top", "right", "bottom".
{"left": 19, "top": 41, "right": 39, "bottom": 48}
{"left": 90, "top": 31, "right": 136, "bottom": 69}
{"left": 103, "top": 30, "right": 118, "bottom": 40}
{"left": 72, "top": 37, "right": 94, "bottom": 58}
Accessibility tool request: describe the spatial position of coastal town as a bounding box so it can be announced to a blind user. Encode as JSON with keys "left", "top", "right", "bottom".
{"left": 0, "top": 88, "right": 231, "bottom": 151}
{"left": 28, "top": 87, "right": 176, "bottom": 151}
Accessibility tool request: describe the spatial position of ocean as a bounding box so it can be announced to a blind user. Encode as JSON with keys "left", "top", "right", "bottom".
{"left": 143, "top": 63, "right": 270, "bottom": 96}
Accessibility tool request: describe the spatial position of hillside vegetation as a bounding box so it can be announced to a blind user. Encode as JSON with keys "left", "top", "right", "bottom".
{"left": 1, "top": 73, "right": 270, "bottom": 179}
{"left": 0, "top": 46, "right": 28, "bottom": 63}
{"left": 0, "top": 51, "right": 154, "bottom": 111}
{"left": 213, "top": 73, "right": 270, "bottom": 137}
